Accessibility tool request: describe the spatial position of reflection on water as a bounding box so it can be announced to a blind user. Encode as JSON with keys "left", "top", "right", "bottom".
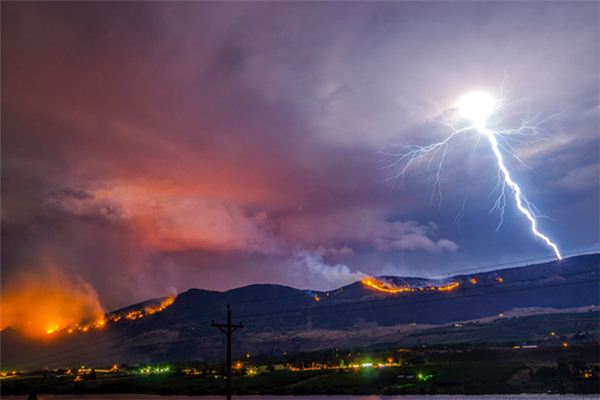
{"left": 21, "top": 395, "right": 600, "bottom": 400}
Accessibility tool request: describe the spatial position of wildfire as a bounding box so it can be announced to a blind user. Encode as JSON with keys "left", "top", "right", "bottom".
{"left": 361, "top": 277, "right": 416, "bottom": 294}
{"left": 361, "top": 277, "right": 460, "bottom": 294}
{"left": 117, "top": 295, "right": 175, "bottom": 321}
{"left": 1, "top": 267, "right": 105, "bottom": 339}
{"left": 436, "top": 282, "right": 460, "bottom": 292}
{"left": 52, "top": 315, "right": 109, "bottom": 336}
{"left": 46, "top": 295, "right": 175, "bottom": 336}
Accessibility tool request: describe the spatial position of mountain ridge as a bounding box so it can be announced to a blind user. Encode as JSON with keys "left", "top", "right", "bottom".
{"left": 2, "top": 253, "right": 598, "bottom": 368}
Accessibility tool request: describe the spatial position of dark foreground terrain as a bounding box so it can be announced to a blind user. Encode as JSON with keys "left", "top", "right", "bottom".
{"left": 2, "top": 255, "right": 598, "bottom": 395}
{"left": 3, "top": 341, "right": 598, "bottom": 396}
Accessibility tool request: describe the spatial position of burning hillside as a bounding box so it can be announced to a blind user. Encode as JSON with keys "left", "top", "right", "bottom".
{"left": 0, "top": 265, "right": 175, "bottom": 339}
{"left": 361, "top": 277, "right": 417, "bottom": 293}
{"left": 361, "top": 276, "right": 460, "bottom": 294}
{"left": 1, "top": 267, "right": 105, "bottom": 339}
{"left": 46, "top": 296, "right": 175, "bottom": 336}
{"left": 1, "top": 254, "right": 597, "bottom": 369}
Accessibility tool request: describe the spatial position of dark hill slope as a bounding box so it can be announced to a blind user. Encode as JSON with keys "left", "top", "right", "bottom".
{"left": 143, "top": 253, "right": 599, "bottom": 331}
{"left": 2, "top": 254, "right": 598, "bottom": 367}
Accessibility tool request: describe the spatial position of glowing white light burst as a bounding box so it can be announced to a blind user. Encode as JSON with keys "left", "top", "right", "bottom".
{"left": 457, "top": 91, "right": 497, "bottom": 128}
{"left": 385, "top": 89, "right": 562, "bottom": 260}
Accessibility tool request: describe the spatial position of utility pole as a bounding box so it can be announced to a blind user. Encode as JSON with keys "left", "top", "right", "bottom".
{"left": 211, "top": 304, "right": 243, "bottom": 400}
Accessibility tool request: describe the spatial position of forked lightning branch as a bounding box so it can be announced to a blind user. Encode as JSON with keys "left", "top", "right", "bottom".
{"left": 386, "top": 91, "right": 562, "bottom": 260}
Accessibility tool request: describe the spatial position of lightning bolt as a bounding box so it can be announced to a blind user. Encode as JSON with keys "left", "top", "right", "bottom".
{"left": 384, "top": 90, "right": 562, "bottom": 260}
{"left": 479, "top": 125, "right": 562, "bottom": 259}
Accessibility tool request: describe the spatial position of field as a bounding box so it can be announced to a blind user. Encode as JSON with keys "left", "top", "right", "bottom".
{"left": 3, "top": 343, "right": 598, "bottom": 396}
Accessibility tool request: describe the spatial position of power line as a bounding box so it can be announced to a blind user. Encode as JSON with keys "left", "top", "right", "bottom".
{"left": 211, "top": 304, "right": 243, "bottom": 400}
{"left": 158, "top": 251, "right": 599, "bottom": 314}
{"left": 7, "top": 265, "right": 598, "bottom": 369}
{"left": 10, "top": 251, "right": 596, "bottom": 364}
{"left": 234, "top": 272, "right": 599, "bottom": 325}
{"left": 6, "top": 267, "right": 598, "bottom": 371}
{"left": 89, "top": 251, "right": 598, "bottom": 315}
{"left": 418, "top": 249, "right": 599, "bottom": 278}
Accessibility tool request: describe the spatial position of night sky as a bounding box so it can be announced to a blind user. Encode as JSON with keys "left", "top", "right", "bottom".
{"left": 2, "top": 2, "right": 598, "bottom": 310}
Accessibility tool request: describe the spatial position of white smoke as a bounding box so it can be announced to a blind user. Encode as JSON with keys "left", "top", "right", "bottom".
{"left": 290, "top": 249, "right": 364, "bottom": 290}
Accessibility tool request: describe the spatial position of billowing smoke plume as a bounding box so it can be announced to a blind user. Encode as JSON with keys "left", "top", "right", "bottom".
{"left": 1, "top": 266, "right": 104, "bottom": 339}
{"left": 290, "top": 249, "right": 364, "bottom": 290}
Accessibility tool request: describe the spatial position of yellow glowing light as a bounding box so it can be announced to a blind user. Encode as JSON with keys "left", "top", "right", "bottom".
{"left": 45, "top": 325, "right": 60, "bottom": 334}
{"left": 457, "top": 91, "right": 496, "bottom": 126}
{"left": 361, "top": 276, "right": 460, "bottom": 294}
{"left": 436, "top": 282, "right": 460, "bottom": 292}
{"left": 45, "top": 295, "right": 176, "bottom": 337}
{"left": 361, "top": 277, "right": 415, "bottom": 294}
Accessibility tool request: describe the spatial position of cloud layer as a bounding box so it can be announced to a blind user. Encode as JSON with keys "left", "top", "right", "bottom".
{"left": 2, "top": 2, "right": 598, "bottom": 309}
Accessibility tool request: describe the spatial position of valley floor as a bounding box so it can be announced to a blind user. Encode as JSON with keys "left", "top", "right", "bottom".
{"left": 3, "top": 343, "right": 598, "bottom": 396}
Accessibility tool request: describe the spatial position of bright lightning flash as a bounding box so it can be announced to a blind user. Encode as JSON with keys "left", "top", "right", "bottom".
{"left": 387, "top": 90, "right": 562, "bottom": 260}
{"left": 459, "top": 91, "right": 562, "bottom": 260}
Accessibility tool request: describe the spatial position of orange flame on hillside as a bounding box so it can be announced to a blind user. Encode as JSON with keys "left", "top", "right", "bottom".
{"left": 118, "top": 296, "right": 175, "bottom": 322}
{"left": 361, "top": 276, "right": 460, "bottom": 294}
{"left": 1, "top": 266, "right": 176, "bottom": 339}
{"left": 1, "top": 267, "right": 104, "bottom": 339}
{"left": 435, "top": 281, "right": 460, "bottom": 292}
{"left": 48, "top": 295, "right": 176, "bottom": 336}
{"left": 361, "top": 277, "right": 416, "bottom": 294}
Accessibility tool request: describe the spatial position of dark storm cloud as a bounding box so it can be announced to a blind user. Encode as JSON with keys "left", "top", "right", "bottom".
{"left": 2, "top": 2, "right": 598, "bottom": 308}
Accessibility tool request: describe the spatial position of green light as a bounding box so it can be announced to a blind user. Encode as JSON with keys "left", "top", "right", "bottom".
{"left": 417, "top": 372, "right": 432, "bottom": 382}
{"left": 138, "top": 365, "right": 172, "bottom": 375}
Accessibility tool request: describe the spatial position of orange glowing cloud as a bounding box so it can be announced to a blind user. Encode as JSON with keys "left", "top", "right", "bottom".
{"left": 1, "top": 266, "right": 104, "bottom": 339}
{"left": 48, "top": 185, "right": 280, "bottom": 254}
